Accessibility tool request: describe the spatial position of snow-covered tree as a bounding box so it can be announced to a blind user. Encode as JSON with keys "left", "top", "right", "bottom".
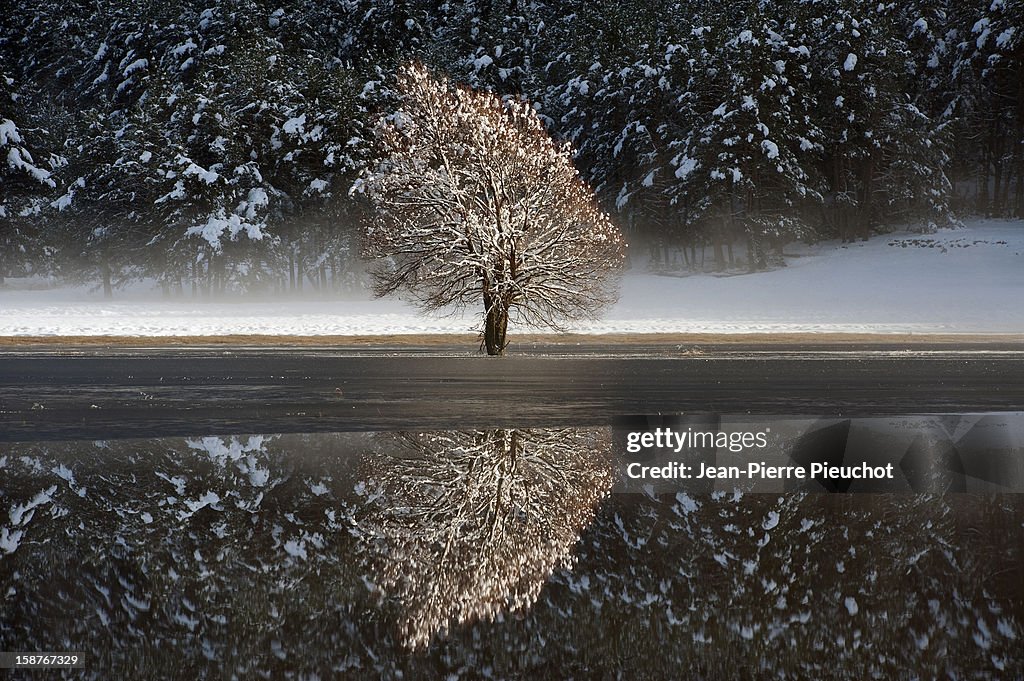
{"left": 953, "top": 0, "right": 1024, "bottom": 217}
{"left": 357, "top": 63, "right": 626, "bottom": 355}
{"left": 351, "top": 428, "right": 613, "bottom": 649}
{"left": 687, "top": 6, "right": 823, "bottom": 269}
{"left": 801, "top": 0, "right": 954, "bottom": 237}
{"left": 0, "top": 72, "right": 59, "bottom": 284}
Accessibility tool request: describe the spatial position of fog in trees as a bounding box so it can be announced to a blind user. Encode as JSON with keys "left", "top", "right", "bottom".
{"left": 2, "top": 0, "right": 1021, "bottom": 292}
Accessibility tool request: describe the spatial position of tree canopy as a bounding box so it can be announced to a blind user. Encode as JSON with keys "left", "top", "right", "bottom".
{"left": 357, "top": 64, "right": 625, "bottom": 354}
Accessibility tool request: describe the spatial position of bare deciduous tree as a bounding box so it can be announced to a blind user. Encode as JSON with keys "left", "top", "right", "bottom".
{"left": 352, "top": 428, "right": 614, "bottom": 649}
{"left": 355, "top": 64, "right": 626, "bottom": 355}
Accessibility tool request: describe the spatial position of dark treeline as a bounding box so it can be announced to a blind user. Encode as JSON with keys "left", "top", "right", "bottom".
{"left": 0, "top": 0, "right": 1021, "bottom": 294}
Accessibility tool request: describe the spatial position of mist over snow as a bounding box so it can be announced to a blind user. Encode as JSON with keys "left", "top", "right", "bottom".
{"left": 2, "top": 220, "right": 1022, "bottom": 337}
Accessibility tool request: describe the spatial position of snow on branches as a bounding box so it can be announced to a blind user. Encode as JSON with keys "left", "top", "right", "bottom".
{"left": 351, "top": 428, "right": 614, "bottom": 649}
{"left": 356, "top": 63, "right": 626, "bottom": 354}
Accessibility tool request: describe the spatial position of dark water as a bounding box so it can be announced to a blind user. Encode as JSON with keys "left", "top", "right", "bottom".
{"left": 1, "top": 418, "right": 1023, "bottom": 679}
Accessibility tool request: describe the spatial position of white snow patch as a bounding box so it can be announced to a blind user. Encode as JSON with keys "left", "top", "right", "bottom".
{"left": 0, "top": 118, "right": 22, "bottom": 146}
{"left": 843, "top": 53, "right": 858, "bottom": 71}
{"left": 53, "top": 463, "right": 75, "bottom": 485}
{"left": 249, "top": 467, "right": 270, "bottom": 487}
{"left": 1, "top": 527, "right": 25, "bottom": 554}
{"left": 2, "top": 221, "right": 1024, "bottom": 336}
{"left": 996, "top": 618, "right": 1016, "bottom": 639}
{"left": 123, "top": 58, "right": 148, "bottom": 76}
{"left": 844, "top": 596, "right": 859, "bottom": 615}
{"left": 283, "top": 539, "right": 307, "bottom": 560}
{"left": 674, "top": 492, "right": 699, "bottom": 515}
{"left": 182, "top": 161, "right": 219, "bottom": 185}
{"left": 183, "top": 491, "right": 220, "bottom": 514}
{"left": 282, "top": 114, "right": 306, "bottom": 135}
{"left": 674, "top": 156, "right": 698, "bottom": 179}
{"left": 9, "top": 486, "right": 57, "bottom": 526}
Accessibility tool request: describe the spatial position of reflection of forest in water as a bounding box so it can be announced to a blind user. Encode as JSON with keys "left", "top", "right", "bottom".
{"left": 1, "top": 430, "right": 1022, "bottom": 680}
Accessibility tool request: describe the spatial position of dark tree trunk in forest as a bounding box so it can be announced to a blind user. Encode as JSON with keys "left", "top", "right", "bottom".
{"left": 978, "top": 143, "right": 991, "bottom": 215}
{"left": 100, "top": 257, "right": 112, "bottom": 298}
{"left": 482, "top": 292, "right": 509, "bottom": 356}
{"left": 713, "top": 234, "right": 726, "bottom": 272}
{"left": 1016, "top": 100, "right": 1024, "bottom": 218}
{"left": 860, "top": 156, "right": 875, "bottom": 241}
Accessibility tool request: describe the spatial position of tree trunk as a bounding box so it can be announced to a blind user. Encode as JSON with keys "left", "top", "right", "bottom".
{"left": 482, "top": 295, "right": 509, "bottom": 356}
{"left": 860, "top": 155, "right": 875, "bottom": 241}
{"left": 713, "top": 237, "right": 725, "bottom": 272}
{"left": 101, "top": 258, "right": 113, "bottom": 298}
{"left": 746, "top": 234, "right": 758, "bottom": 273}
{"left": 205, "top": 255, "right": 213, "bottom": 298}
{"left": 1016, "top": 96, "right": 1024, "bottom": 218}
{"left": 978, "top": 143, "right": 990, "bottom": 215}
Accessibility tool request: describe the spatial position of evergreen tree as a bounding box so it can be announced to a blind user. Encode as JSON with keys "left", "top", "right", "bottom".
{"left": 0, "top": 72, "right": 60, "bottom": 284}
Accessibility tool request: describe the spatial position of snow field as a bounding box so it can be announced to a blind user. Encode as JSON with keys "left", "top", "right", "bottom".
{"left": 1, "top": 220, "right": 1022, "bottom": 337}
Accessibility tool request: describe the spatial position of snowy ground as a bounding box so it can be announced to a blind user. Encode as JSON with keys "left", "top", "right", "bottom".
{"left": 2, "top": 220, "right": 1023, "bottom": 337}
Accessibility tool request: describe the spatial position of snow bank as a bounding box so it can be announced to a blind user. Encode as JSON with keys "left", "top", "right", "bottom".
{"left": 1, "top": 220, "right": 1022, "bottom": 337}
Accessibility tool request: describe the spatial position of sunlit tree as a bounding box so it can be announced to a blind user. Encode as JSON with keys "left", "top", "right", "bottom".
{"left": 356, "top": 64, "right": 626, "bottom": 355}
{"left": 352, "top": 428, "right": 614, "bottom": 648}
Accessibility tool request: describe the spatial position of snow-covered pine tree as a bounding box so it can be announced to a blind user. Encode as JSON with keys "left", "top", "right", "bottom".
{"left": 356, "top": 63, "right": 625, "bottom": 355}
{"left": 45, "top": 108, "right": 156, "bottom": 297}
{"left": 550, "top": 3, "right": 705, "bottom": 268}
{"left": 801, "top": 0, "right": 953, "bottom": 237}
{"left": 953, "top": 0, "right": 1023, "bottom": 217}
{"left": 682, "top": 3, "right": 822, "bottom": 270}
{"left": 427, "top": 0, "right": 547, "bottom": 98}
{"left": 130, "top": 7, "right": 371, "bottom": 296}
{"left": 0, "top": 72, "right": 59, "bottom": 285}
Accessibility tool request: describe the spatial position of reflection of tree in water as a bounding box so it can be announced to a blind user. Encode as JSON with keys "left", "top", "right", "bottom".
{"left": 0, "top": 433, "right": 1021, "bottom": 679}
{"left": 351, "top": 428, "right": 614, "bottom": 649}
